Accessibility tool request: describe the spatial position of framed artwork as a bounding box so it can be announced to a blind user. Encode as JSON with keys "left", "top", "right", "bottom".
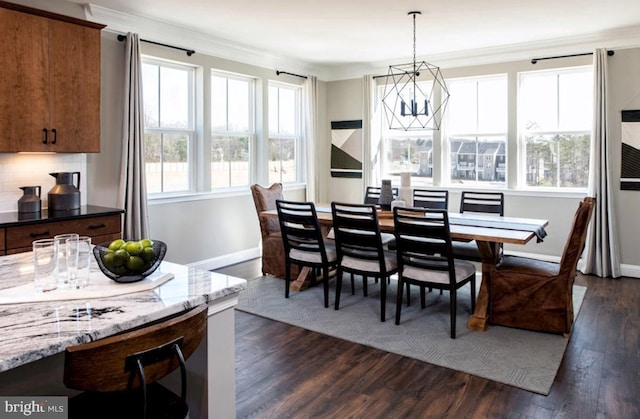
{"left": 621, "top": 110, "right": 640, "bottom": 190}
{"left": 330, "top": 120, "right": 362, "bottom": 178}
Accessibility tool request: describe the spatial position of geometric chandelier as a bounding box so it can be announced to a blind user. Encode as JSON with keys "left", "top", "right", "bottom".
{"left": 381, "top": 11, "right": 450, "bottom": 131}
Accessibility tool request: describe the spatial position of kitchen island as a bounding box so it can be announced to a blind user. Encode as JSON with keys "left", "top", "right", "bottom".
{"left": 0, "top": 251, "right": 246, "bottom": 419}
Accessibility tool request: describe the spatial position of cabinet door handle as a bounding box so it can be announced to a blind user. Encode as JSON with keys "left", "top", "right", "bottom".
{"left": 51, "top": 128, "right": 57, "bottom": 144}
{"left": 88, "top": 223, "right": 106, "bottom": 229}
{"left": 30, "top": 231, "right": 50, "bottom": 238}
{"left": 42, "top": 128, "right": 48, "bottom": 144}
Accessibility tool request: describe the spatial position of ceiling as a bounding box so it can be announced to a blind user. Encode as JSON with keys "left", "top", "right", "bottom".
{"left": 69, "top": 0, "right": 640, "bottom": 77}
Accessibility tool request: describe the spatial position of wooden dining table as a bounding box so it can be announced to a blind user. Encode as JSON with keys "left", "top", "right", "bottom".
{"left": 260, "top": 204, "right": 549, "bottom": 332}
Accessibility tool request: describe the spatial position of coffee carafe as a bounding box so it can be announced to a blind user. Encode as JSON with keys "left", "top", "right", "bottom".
{"left": 18, "top": 186, "right": 42, "bottom": 213}
{"left": 48, "top": 172, "right": 81, "bottom": 211}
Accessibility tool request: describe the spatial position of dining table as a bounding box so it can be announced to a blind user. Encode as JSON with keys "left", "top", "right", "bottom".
{"left": 260, "top": 204, "right": 549, "bottom": 332}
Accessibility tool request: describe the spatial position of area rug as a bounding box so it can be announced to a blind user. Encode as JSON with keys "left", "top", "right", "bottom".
{"left": 236, "top": 275, "right": 586, "bottom": 395}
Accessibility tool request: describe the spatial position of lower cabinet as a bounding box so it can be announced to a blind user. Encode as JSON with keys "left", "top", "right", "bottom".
{"left": 5, "top": 214, "right": 122, "bottom": 254}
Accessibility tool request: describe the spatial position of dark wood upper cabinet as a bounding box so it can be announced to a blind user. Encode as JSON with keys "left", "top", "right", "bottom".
{"left": 0, "top": 1, "right": 105, "bottom": 153}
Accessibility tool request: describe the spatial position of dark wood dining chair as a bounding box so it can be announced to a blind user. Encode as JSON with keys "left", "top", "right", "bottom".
{"left": 412, "top": 188, "right": 449, "bottom": 209}
{"left": 489, "top": 197, "right": 595, "bottom": 335}
{"left": 452, "top": 190, "right": 505, "bottom": 261}
{"left": 393, "top": 207, "right": 476, "bottom": 338}
{"left": 364, "top": 186, "right": 399, "bottom": 205}
{"left": 276, "top": 199, "right": 338, "bottom": 308}
{"left": 63, "top": 304, "right": 208, "bottom": 419}
{"left": 331, "top": 202, "right": 398, "bottom": 322}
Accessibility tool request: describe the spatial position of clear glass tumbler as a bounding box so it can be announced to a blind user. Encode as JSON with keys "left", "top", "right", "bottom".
{"left": 33, "top": 238, "right": 58, "bottom": 292}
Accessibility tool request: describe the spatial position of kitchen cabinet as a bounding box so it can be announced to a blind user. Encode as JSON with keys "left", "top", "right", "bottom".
{"left": 1, "top": 213, "right": 122, "bottom": 255}
{"left": 0, "top": 1, "right": 105, "bottom": 153}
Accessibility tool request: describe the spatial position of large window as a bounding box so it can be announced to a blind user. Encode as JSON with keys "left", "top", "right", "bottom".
{"left": 142, "top": 59, "right": 195, "bottom": 194}
{"left": 445, "top": 75, "right": 508, "bottom": 186}
{"left": 519, "top": 67, "right": 593, "bottom": 188}
{"left": 211, "top": 72, "right": 255, "bottom": 189}
{"left": 268, "top": 83, "right": 301, "bottom": 184}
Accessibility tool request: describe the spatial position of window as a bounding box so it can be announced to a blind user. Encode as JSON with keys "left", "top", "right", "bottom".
{"left": 142, "top": 59, "right": 195, "bottom": 194}
{"left": 268, "top": 83, "right": 301, "bottom": 184}
{"left": 445, "top": 75, "right": 508, "bottom": 186}
{"left": 519, "top": 67, "right": 593, "bottom": 188}
{"left": 211, "top": 72, "right": 255, "bottom": 189}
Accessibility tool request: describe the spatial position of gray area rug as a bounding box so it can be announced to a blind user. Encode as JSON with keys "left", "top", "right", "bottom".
{"left": 236, "top": 275, "right": 586, "bottom": 395}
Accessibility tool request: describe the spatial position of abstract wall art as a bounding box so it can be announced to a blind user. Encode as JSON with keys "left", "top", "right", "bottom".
{"left": 621, "top": 110, "right": 640, "bottom": 190}
{"left": 330, "top": 120, "right": 362, "bottom": 178}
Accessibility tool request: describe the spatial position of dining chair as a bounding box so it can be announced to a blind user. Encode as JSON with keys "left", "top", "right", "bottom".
{"left": 412, "top": 188, "right": 449, "bottom": 209}
{"left": 364, "top": 186, "right": 399, "bottom": 205}
{"left": 393, "top": 207, "right": 476, "bottom": 338}
{"left": 489, "top": 197, "right": 595, "bottom": 335}
{"left": 331, "top": 202, "right": 398, "bottom": 322}
{"left": 63, "top": 304, "right": 208, "bottom": 419}
{"left": 276, "top": 199, "right": 338, "bottom": 308}
{"left": 452, "top": 191, "right": 505, "bottom": 262}
{"left": 250, "top": 183, "right": 298, "bottom": 279}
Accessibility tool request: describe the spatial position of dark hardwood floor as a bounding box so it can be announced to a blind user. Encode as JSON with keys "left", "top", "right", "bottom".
{"left": 215, "top": 259, "right": 640, "bottom": 418}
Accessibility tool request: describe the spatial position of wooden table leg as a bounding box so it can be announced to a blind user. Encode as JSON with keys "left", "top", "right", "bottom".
{"left": 467, "top": 240, "right": 499, "bottom": 331}
{"left": 289, "top": 267, "right": 315, "bottom": 291}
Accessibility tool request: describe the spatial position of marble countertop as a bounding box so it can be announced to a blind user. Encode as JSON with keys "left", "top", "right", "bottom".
{"left": 0, "top": 251, "right": 247, "bottom": 372}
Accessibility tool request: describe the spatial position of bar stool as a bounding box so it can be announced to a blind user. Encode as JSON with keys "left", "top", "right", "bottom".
{"left": 63, "top": 304, "right": 208, "bottom": 419}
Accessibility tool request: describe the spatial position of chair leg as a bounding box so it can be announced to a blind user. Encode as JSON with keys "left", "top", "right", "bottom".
{"left": 363, "top": 276, "right": 368, "bottom": 297}
{"left": 420, "top": 286, "right": 426, "bottom": 309}
{"left": 395, "top": 278, "right": 404, "bottom": 325}
{"left": 285, "top": 263, "right": 291, "bottom": 299}
{"left": 350, "top": 273, "right": 355, "bottom": 295}
{"left": 335, "top": 269, "right": 343, "bottom": 310}
{"left": 406, "top": 283, "right": 411, "bottom": 307}
{"left": 450, "top": 289, "right": 457, "bottom": 339}
{"left": 322, "top": 266, "right": 330, "bottom": 308}
{"left": 470, "top": 277, "right": 476, "bottom": 312}
{"left": 380, "top": 276, "right": 387, "bottom": 322}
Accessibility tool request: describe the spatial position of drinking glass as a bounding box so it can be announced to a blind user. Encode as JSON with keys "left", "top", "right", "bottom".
{"left": 67, "top": 236, "right": 92, "bottom": 289}
{"left": 54, "top": 233, "right": 79, "bottom": 285}
{"left": 33, "top": 238, "right": 58, "bottom": 292}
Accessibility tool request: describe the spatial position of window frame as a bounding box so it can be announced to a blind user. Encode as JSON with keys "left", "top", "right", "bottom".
{"left": 142, "top": 57, "right": 196, "bottom": 196}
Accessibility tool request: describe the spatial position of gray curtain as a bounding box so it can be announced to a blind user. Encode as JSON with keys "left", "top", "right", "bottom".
{"left": 303, "top": 75, "right": 319, "bottom": 202}
{"left": 363, "top": 75, "right": 381, "bottom": 191}
{"left": 118, "top": 33, "right": 150, "bottom": 240}
{"left": 581, "top": 48, "right": 621, "bottom": 278}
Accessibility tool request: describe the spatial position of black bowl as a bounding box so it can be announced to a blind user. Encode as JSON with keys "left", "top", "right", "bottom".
{"left": 93, "top": 240, "right": 167, "bottom": 283}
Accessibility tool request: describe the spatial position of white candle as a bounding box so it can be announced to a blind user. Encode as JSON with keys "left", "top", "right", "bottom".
{"left": 401, "top": 172, "right": 411, "bottom": 187}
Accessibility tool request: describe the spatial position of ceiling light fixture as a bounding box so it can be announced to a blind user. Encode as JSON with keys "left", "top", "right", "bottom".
{"left": 381, "top": 11, "right": 450, "bottom": 131}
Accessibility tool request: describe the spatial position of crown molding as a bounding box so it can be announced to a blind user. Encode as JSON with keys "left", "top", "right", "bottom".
{"left": 83, "top": 4, "right": 325, "bottom": 79}
{"left": 83, "top": 4, "right": 640, "bottom": 82}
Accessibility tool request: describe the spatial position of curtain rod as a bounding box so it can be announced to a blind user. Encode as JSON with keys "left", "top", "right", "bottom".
{"left": 117, "top": 34, "right": 195, "bottom": 56}
{"left": 276, "top": 70, "right": 307, "bottom": 79}
{"left": 531, "top": 50, "right": 614, "bottom": 64}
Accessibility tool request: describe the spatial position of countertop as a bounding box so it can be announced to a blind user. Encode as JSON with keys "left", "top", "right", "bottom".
{"left": 0, "top": 205, "right": 124, "bottom": 228}
{"left": 0, "top": 251, "right": 247, "bottom": 372}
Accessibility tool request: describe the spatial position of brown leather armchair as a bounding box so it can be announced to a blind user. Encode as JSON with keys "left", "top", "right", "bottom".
{"left": 489, "top": 197, "right": 594, "bottom": 334}
{"left": 250, "top": 183, "right": 297, "bottom": 279}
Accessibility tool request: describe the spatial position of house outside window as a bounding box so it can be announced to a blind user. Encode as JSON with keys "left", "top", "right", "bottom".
{"left": 268, "top": 82, "right": 301, "bottom": 184}
{"left": 211, "top": 71, "right": 255, "bottom": 189}
{"left": 142, "top": 59, "right": 195, "bottom": 194}
{"left": 518, "top": 66, "right": 593, "bottom": 189}
{"left": 444, "top": 75, "right": 508, "bottom": 187}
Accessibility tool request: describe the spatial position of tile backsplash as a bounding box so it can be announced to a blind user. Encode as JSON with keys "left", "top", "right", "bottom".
{"left": 0, "top": 154, "right": 87, "bottom": 213}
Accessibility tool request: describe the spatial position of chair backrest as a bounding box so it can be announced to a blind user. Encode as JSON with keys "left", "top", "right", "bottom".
{"left": 459, "top": 191, "right": 504, "bottom": 216}
{"left": 559, "top": 197, "right": 595, "bottom": 278}
{"left": 393, "top": 207, "right": 456, "bottom": 282}
{"left": 331, "top": 202, "right": 387, "bottom": 270}
{"left": 364, "top": 186, "right": 399, "bottom": 205}
{"left": 64, "top": 304, "right": 208, "bottom": 393}
{"left": 250, "top": 183, "right": 283, "bottom": 236}
{"left": 276, "top": 200, "right": 329, "bottom": 265}
{"left": 413, "top": 188, "right": 449, "bottom": 210}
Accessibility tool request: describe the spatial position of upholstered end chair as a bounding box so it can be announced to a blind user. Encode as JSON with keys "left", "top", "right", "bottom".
{"left": 489, "top": 197, "right": 594, "bottom": 335}
{"left": 250, "top": 183, "right": 297, "bottom": 279}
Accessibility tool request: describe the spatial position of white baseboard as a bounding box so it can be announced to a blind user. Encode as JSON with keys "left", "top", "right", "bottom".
{"left": 188, "top": 247, "right": 260, "bottom": 271}
{"left": 190, "top": 247, "right": 640, "bottom": 278}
